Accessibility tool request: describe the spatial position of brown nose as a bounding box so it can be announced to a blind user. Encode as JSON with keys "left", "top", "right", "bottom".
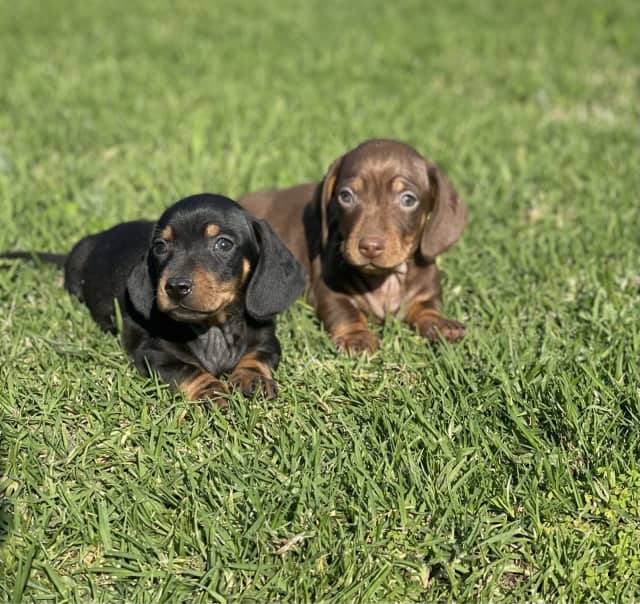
{"left": 358, "top": 237, "right": 386, "bottom": 259}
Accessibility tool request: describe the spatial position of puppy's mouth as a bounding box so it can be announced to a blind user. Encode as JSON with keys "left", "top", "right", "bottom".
{"left": 355, "top": 261, "right": 408, "bottom": 275}
{"left": 165, "top": 303, "right": 226, "bottom": 323}
{"left": 340, "top": 239, "right": 412, "bottom": 274}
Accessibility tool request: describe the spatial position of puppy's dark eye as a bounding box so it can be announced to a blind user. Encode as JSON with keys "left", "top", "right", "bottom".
{"left": 399, "top": 192, "right": 418, "bottom": 208}
{"left": 337, "top": 189, "right": 354, "bottom": 206}
{"left": 152, "top": 240, "right": 168, "bottom": 256}
{"left": 214, "top": 237, "right": 234, "bottom": 251}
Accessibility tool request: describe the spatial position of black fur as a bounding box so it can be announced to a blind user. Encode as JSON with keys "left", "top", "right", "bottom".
{"left": 1, "top": 193, "right": 306, "bottom": 401}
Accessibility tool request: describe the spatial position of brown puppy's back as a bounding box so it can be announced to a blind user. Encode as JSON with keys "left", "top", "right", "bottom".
{"left": 239, "top": 182, "right": 316, "bottom": 272}
{"left": 237, "top": 139, "right": 467, "bottom": 353}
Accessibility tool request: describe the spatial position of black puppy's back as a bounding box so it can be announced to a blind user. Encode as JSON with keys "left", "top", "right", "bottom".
{"left": 64, "top": 220, "right": 154, "bottom": 331}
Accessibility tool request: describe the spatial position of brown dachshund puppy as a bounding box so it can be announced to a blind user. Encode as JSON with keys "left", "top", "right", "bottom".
{"left": 239, "top": 139, "right": 467, "bottom": 353}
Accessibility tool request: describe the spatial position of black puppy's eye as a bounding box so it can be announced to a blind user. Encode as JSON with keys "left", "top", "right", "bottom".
{"left": 214, "top": 237, "right": 234, "bottom": 251}
{"left": 337, "top": 189, "right": 354, "bottom": 206}
{"left": 152, "top": 240, "right": 168, "bottom": 256}
{"left": 399, "top": 192, "right": 418, "bottom": 208}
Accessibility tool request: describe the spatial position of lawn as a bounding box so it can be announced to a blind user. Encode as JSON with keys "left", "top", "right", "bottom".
{"left": 0, "top": 0, "right": 638, "bottom": 601}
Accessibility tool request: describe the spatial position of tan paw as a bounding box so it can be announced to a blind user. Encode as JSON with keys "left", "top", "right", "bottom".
{"left": 333, "top": 329, "right": 379, "bottom": 354}
{"left": 417, "top": 315, "right": 466, "bottom": 343}
{"left": 180, "top": 372, "right": 229, "bottom": 408}
{"left": 229, "top": 368, "right": 278, "bottom": 399}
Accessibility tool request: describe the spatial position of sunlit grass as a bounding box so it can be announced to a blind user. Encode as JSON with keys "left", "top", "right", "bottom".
{"left": 0, "top": 0, "right": 638, "bottom": 600}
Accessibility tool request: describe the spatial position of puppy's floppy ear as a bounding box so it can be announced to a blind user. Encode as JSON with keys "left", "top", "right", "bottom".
{"left": 313, "top": 155, "right": 343, "bottom": 248}
{"left": 126, "top": 253, "right": 156, "bottom": 320}
{"left": 245, "top": 219, "right": 306, "bottom": 321}
{"left": 420, "top": 162, "right": 468, "bottom": 261}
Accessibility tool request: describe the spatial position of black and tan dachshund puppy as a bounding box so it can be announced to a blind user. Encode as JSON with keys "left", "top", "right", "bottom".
{"left": 1, "top": 194, "right": 305, "bottom": 403}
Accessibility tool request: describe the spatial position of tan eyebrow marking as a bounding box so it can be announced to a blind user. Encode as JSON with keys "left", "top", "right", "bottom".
{"left": 349, "top": 177, "right": 364, "bottom": 192}
{"left": 161, "top": 225, "right": 173, "bottom": 240}
{"left": 392, "top": 178, "right": 406, "bottom": 193}
{"left": 205, "top": 223, "right": 220, "bottom": 237}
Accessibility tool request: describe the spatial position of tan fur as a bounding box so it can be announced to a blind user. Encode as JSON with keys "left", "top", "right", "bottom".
{"left": 180, "top": 371, "right": 225, "bottom": 400}
{"left": 189, "top": 267, "right": 239, "bottom": 312}
{"left": 156, "top": 271, "right": 170, "bottom": 311}
{"left": 205, "top": 223, "right": 220, "bottom": 237}
{"left": 391, "top": 178, "right": 406, "bottom": 193}
{"left": 234, "top": 351, "right": 271, "bottom": 379}
{"left": 350, "top": 177, "right": 364, "bottom": 192}
{"left": 241, "top": 258, "right": 251, "bottom": 284}
{"left": 156, "top": 267, "right": 241, "bottom": 317}
{"left": 331, "top": 319, "right": 370, "bottom": 340}
{"left": 229, "top": 351, "right": 276, "bottom": 396}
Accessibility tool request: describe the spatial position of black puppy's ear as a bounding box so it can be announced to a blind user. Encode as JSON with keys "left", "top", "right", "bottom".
{"left": 126, "top": 253, "right": 155, "bottom": 320}
{"left": 245, "top": 219, "right": 306, "bottom": 321}
{"left": 420, "top": 162, "right": 468, "bottom": 262}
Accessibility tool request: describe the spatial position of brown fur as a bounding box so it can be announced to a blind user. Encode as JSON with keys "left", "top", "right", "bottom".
{"left": 239, "top": 139, "right": 467, "bottom": 352}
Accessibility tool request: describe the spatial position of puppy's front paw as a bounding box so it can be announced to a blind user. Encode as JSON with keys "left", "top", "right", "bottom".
{"left": 230, "top": 368, "right": 278, "bottom": 399}
{"left": 333, "top": 329, "right": 379, "bottom": 354}
{"left": 181, "top": 372, "right": 229, "bottom": 408}
{"left": 417, "top": 313, "right": 466, "bottom": 343}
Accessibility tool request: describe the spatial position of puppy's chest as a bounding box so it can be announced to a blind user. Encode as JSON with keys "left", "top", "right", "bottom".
{"left": 187, "top": 324, "right": 247, "bottom": 376}
{"left": 355, "top": 268, "right": 409, "bottom": 320}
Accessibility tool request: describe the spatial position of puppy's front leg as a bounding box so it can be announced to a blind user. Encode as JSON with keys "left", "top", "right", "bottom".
{"left": 229, "top": 323, "right": 280, "bottom": 398}
{"left": 405, "top": 294, "right": 466, "bottom": 344}
{"left": 177, "top": 367, "right": 229, "bottom": 407}
{"left": 312, "top": 280, "right": 378, "bottom": 354}
{"left": 127, "top": 338, "right": 228, "bottom": 406}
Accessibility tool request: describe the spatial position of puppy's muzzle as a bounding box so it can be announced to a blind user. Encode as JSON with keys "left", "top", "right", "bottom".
{"left": 358, "top": 236, "right": 386, "bottom": 260}
{"left": 165, "top": 277, "right": 193, "bottom": 300}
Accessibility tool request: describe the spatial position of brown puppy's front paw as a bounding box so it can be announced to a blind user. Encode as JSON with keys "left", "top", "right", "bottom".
{"left": 230, "top": 368, "right": 278, "bottom": 399}
{"left": 333, "top": 329, "right": 379, "bottom": 354}
{"left": 417, "top": 314, "right": 466, "bottom": 343}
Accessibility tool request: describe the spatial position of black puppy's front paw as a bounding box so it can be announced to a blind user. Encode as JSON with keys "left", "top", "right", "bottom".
{"left": 229, "top": 368, "right": 278, "bottom": 399}
{"left": 180, "top": 371, "right": 229, "bottom": 408}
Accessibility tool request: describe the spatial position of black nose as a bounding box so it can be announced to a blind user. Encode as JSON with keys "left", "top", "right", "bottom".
{"left": 165, "top": 277, "right": 193, "bottom": 300}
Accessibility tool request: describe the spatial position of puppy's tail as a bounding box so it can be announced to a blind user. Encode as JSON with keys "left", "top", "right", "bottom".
{"left": 0, "top": 251, "right": 67, "bottom": 266}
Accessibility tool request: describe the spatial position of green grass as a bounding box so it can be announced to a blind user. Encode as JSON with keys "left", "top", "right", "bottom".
{"left": 0, "top": 0, "right": 638, "bottom": 601}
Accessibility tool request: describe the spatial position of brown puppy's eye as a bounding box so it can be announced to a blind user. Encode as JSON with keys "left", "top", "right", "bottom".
{"left": 399, "top": 192, "right": 418, "bottom": 208}
{"left": 152, "top": 240, "right": 168, "bottom": 256}
{"left": 214, "top": 237, "right": 234, "bottom": 252}
{"left": 337, "top": 189, "right": 354, "bottom": 206}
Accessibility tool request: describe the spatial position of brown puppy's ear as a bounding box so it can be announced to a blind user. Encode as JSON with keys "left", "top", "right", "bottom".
{"left": 126, "top": 253, "right": 155, "bottom": 320}
{"left": 245, "top": 219, "right": 306, "bottom": 322}
{"left": 313, "top": 155, "right": 344, "bottom": 248}
{"left": 420, "top": 163, "right": 468, "bottom": 261}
